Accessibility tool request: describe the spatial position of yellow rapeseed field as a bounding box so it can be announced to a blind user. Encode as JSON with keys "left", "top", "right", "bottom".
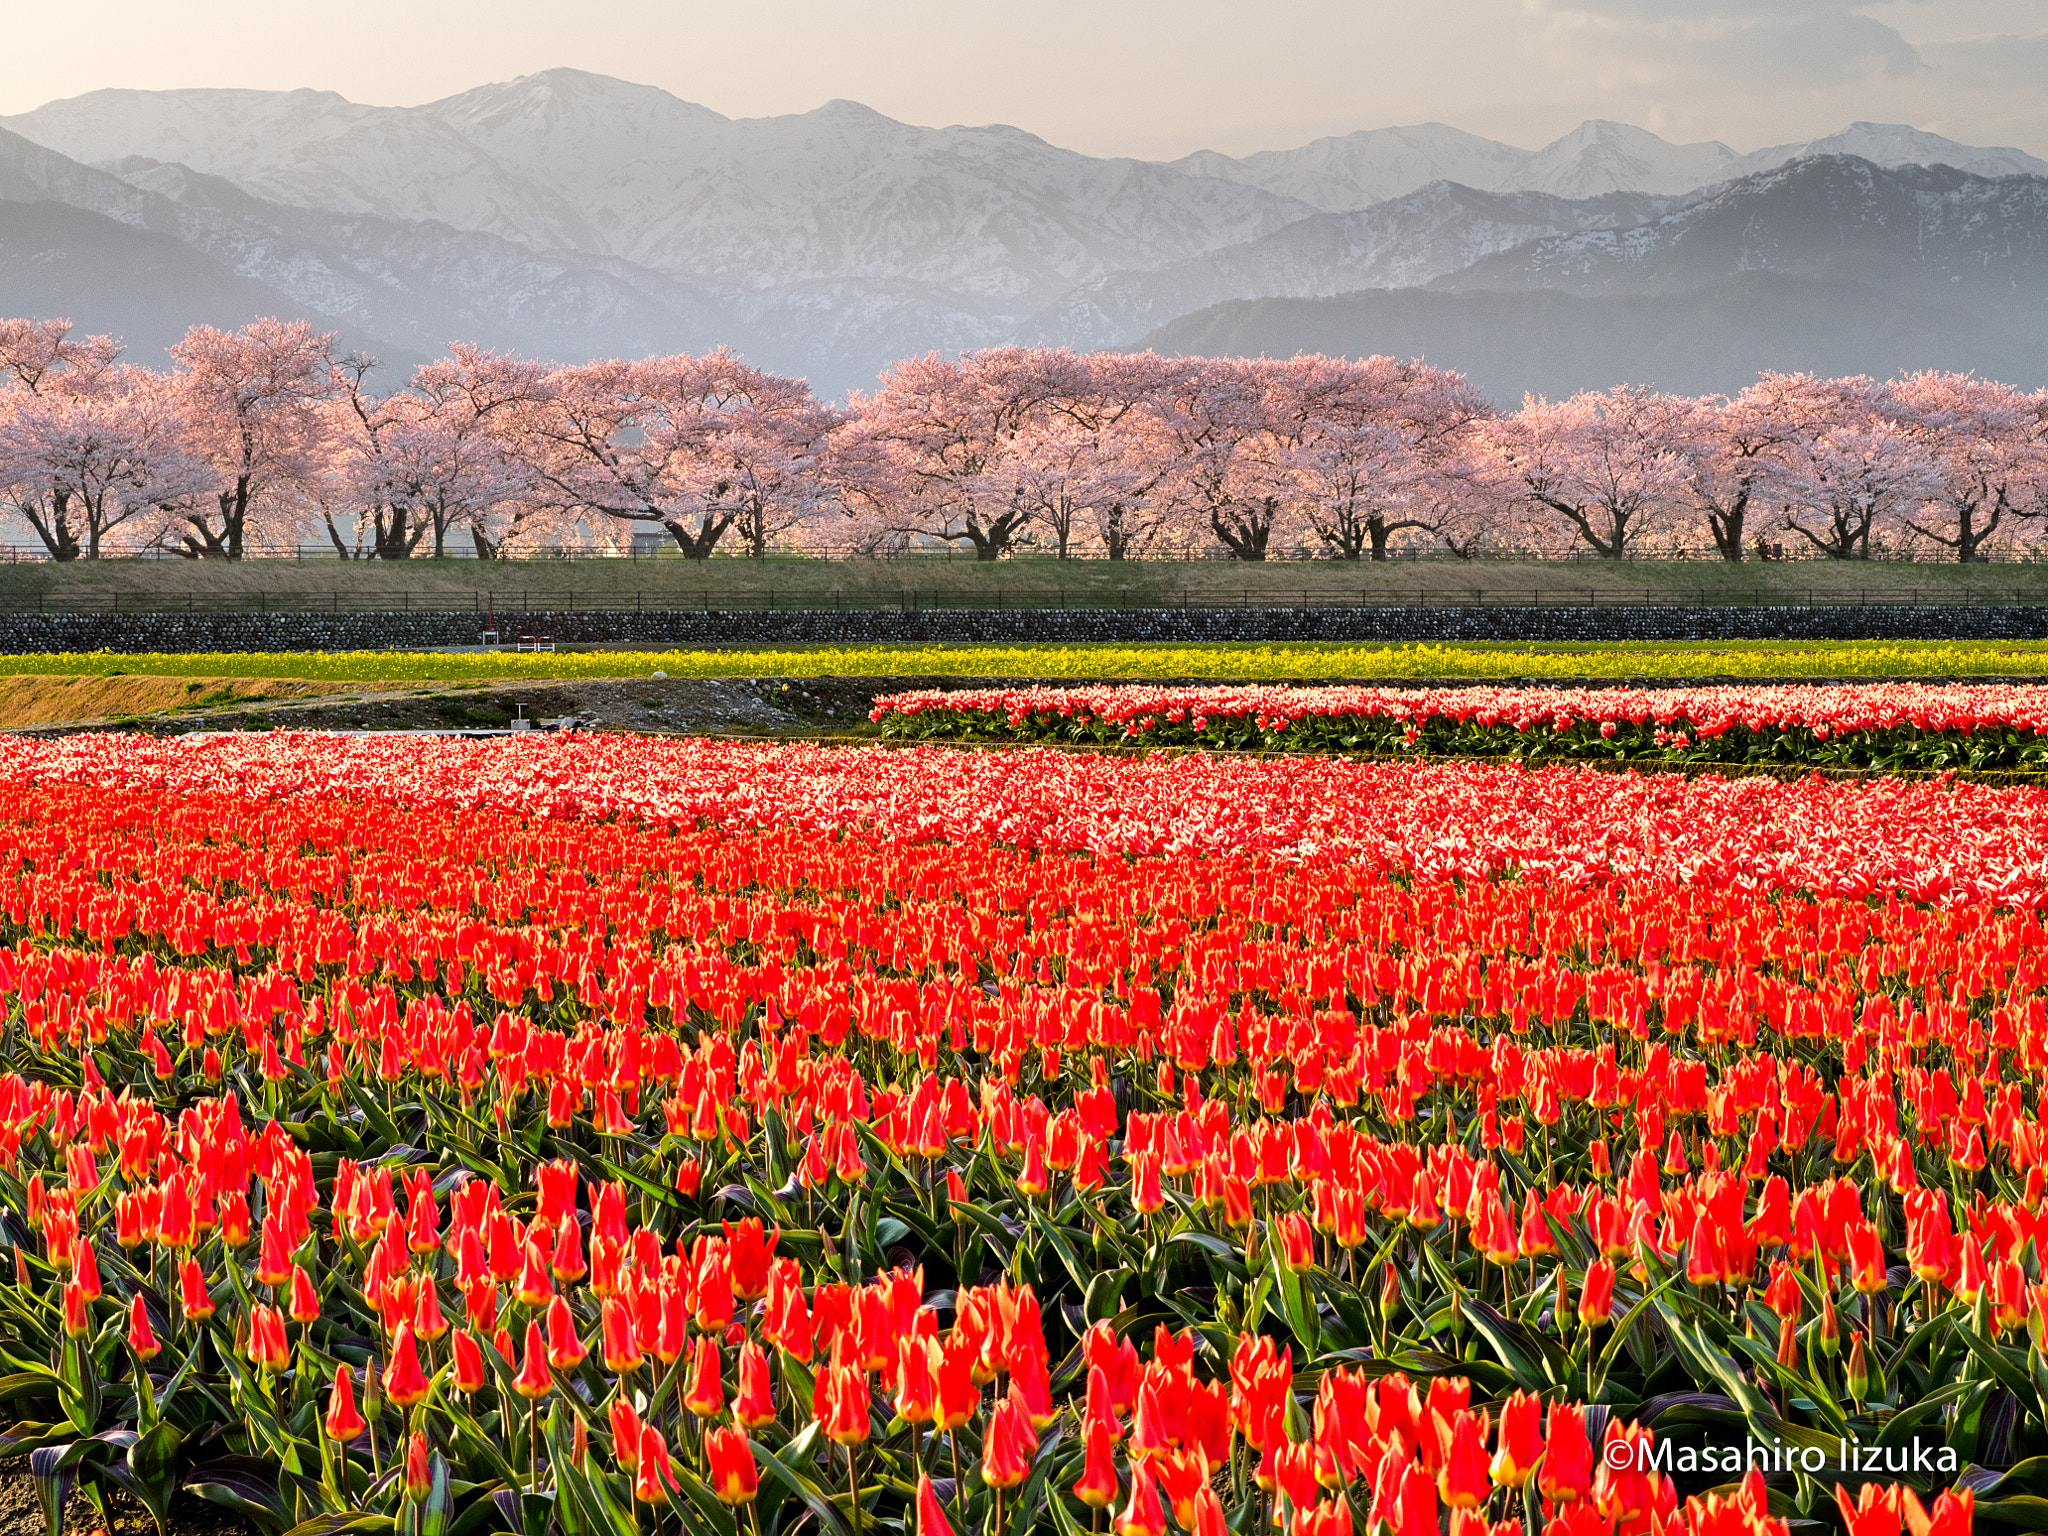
{"left": 6, "top": 640, "right": 2048, "bottom": 683}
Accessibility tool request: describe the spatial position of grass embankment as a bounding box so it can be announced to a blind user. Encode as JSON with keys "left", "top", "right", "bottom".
{"left": 0, "top": 674, "right": 357, "bottom": 728}
{"left": 13, "top": 639, "right": 2048, "bottom": 686}
{"left": 5, "top": 554, "right": 2048, "bottom": 610}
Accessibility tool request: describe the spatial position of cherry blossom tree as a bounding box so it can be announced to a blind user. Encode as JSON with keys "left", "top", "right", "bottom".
{"left": 1142, "top": 356, "right": 1295, "bottom": 561}
{"left": 1671, "top": 376, "right": 1823, "bottom": 561}
{"left": 0, "top": 318, "right": 119, "bottom": 396}
{"left": 837, "top": 349, "right": 1080, "bottom": 560}
{"left": 162, "top": 320, "right": 338, "bottom": 559}
{"left": 321, "top": 347, "right": 554, "bottom": 559}
{"left": 1756, "top": 375, "right": 1940, "bottom": 559}
{"left": 1481, "top": 386, "right": 1690, "bottom": 558}
{"left": 0, "top": 368, "right": 209, "bottom": 559}
{"left": 1885, "top": 372, "right": 2048, "bottom": 562}
{"left": 0, "top": 318, "right": 126, "bottom": 559}
{"left": 530, "top": 348, "right": 838, "bottom": 559}
{"left": 1274, "top": 354, "right": 1493, "bottom": 561}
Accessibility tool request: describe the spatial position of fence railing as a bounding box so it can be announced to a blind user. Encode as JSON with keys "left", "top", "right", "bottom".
{"left": 10, "top": 541, "right": 2048, "bottom": 565}
{"left": 4, "top": 587, "right": 2046, "bottom": 617}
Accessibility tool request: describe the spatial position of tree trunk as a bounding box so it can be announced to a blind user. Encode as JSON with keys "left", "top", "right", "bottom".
{"left": 1211, "top": 501, "right": 1275, "bottom": 561}
{"left": 18, "top": 491, "right": 80, "bottom": 561}
{"left": 1708, "top": 492, "right": 1747, "bottom": 561}
{"left": 665, "top": 513, "right": 735, "bottom": 559}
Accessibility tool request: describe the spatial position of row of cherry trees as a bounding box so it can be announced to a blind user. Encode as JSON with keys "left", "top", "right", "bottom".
{"left": 2, "top": 317, "right": 2044, "bottom": 561}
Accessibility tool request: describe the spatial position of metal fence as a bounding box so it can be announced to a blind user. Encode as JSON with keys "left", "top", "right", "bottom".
{"left": 8, "top": 541, "right": 2048, "bottom": 565}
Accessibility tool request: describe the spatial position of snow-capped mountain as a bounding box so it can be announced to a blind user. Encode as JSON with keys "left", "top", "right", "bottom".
{"left": 1168, "top": 125, "right": 1534, "bottom": 213}
{"left": 0, "top": 70, "right": 2044, "bottom": 396}
{"left": 1439, "top": 156, "right": 2048, "bottom": 308}
{"left": 4, "top": 71, "right": 1318, "bottom": 301}
{"left": 1511, "top": 121, "right": 1739, "bottom": 200}
{"left": 1169, "top": 120, "right": 1739, "bottom": 210}
{"left": 0, "top": 124, "right": 733, "bottom": 369}
{"left": 1726, "top": 123, "right": 2048, "bottom": 184}
{"left": 1, "top": 86, "right": 597, "bottom": 250}
{"left": 1032, "top": 183, "right": 1668, "bottom": 350}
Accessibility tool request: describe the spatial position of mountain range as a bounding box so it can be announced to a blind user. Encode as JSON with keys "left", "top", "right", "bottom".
{"left": 0, "top": 68, "right": 2043, "bottom": 400}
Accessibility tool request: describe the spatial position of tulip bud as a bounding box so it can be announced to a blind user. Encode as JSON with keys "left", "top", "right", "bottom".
{"left": 1818, "top": 1289, "right": 1841, "bottom": 1358}
{"left": 404, "top": 1432, "right": 432, "bottom": 1501}
{"left": 1379, "top": 1262, "right": 1401, "bottom": 1322}
{"left": 1776, "top": 1314, "right": 1798, "bottom": 1369}
{"left": 1845, "top": 1330, "right": 1873, "bottom": 1402}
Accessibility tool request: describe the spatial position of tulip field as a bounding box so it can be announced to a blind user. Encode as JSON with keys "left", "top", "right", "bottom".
{"left": 872, "top": 682, "right": 2048, "bottom": 771}
{"left": 0, "top": 730, "right": 2034, "bottom": 1536}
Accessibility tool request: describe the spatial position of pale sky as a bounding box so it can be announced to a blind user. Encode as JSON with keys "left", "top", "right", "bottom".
{"left": 7, "top": 0, "right": 2048, "bottom": 160}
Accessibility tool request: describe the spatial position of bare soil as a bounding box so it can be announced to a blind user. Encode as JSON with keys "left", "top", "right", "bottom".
{"left": 0, "top": 1473, "right": 255, "bottom": 1536}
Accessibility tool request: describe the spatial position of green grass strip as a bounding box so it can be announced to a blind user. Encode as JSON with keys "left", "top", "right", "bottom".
{"left": 10, "top": 640, "right": 2048, "bottom": 683}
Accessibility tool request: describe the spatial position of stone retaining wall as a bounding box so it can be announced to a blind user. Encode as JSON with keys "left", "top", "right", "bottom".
{"left": 0, "top": 604, "right": 2042, "bottom": 652}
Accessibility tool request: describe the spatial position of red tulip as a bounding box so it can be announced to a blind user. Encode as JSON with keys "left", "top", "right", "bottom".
{"left": 910, "top": 1474, "right": 954, "bottom": 1536}
{"left": 127, "top": 1294, "right": 160, "bottom": 1362}
{"left": 705, "top": 1425, "right": 759, "bottom": 1505}
{"left": 544, "top": 1295, "right": 587, "bottom": 1370}
{"left": 512, "top": 1320, "right": 553, "bottom": 1399}
{"left": 814, "top": 1345, "right": 870, "bottom": 1445}
{"left": 1437, "top": 1409, "right": 1491, "bottom": 1509}
{"left": 179, "top": 1259, "right": 215, "bottom": 1321}
{"left": 382, "top": 1321, "right": 431, "bottom": 1407}
{"left": 61, "top": 1279, "right": 91, "bottom": 1340}
{"left": 1074, "top": 1415, "right": 1120, "bottom": 1507}
{"left": 1577, "top": 1259, "right": 1615, "bottom": 1327}
{"left": 1537, "top": 1401, "right": 1593, "bottom": 1503}
{"left": 451, "top": 1329, "right": 487, "bottom": 1394}
{"left": 600, "top": 1296, "right": 641, "bottom": 1374}
{"left": 1114, "top": 1458, "right": 1166, "bottom": 1536}
{"left": 634, "top": 1425, "right": 679, "bottom": 1504}
{"left": 324, "top": 1364, "right": 366, "bottom": 1443}
{"left": 683, "top": 1332, "right": 724, "bottom": 1418}
{"left": 981, "top": 1386, "right": 1037, "bottom": 1490}
{"left": 734, "top": 1339, "right": 776, "bottom": 1427}
{"left": 1275, "top": 1211, "right": 1315, "bottom": 1272}
{"left": 1490, "top": 1391, "right": 1543, "bottom": 1488}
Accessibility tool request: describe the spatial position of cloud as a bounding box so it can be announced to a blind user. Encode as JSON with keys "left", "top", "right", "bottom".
{"left": 1527, "top": 0, "right": 1925, "bottom": 88}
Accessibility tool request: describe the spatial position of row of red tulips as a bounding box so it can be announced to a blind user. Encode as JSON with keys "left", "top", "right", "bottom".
{"left": 869, "top": 683, "right": 2048, "bottom": 770}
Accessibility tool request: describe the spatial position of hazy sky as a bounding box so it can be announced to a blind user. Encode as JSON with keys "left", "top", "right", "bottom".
{"left": 9, "top": 0, "right": 2048, "bottom": 159}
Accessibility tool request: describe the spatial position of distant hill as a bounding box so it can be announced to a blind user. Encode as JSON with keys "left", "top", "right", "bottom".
{"left": 1143, "top": 158, "right": 2048, "bottom": 400}
{"left": 1141, "top": 275, "right": 2043, "bottom": 401}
